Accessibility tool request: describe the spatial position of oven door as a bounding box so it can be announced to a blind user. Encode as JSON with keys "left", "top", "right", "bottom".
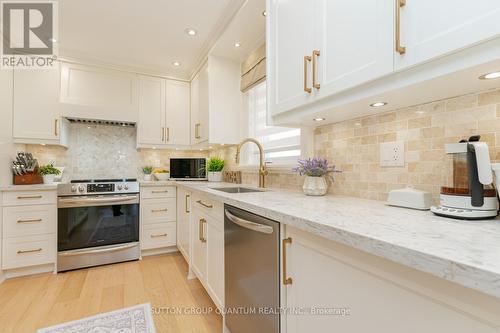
{"left": 57, "top": 194, "right": 140, "bottom": 252}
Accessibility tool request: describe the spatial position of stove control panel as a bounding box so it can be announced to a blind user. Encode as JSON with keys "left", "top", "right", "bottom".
{"left": 88, "top": 183, "right": 115, "bottom": 193}
{"left": 58, "top": 181, "right": 139, "bottom": 197}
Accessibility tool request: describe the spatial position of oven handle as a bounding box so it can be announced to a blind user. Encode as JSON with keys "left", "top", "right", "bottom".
{"left": 58, "top": 194, "right": 139, "bottom": 208}
{"left": 58, "top": 242, "right": 139, "bottom": 257}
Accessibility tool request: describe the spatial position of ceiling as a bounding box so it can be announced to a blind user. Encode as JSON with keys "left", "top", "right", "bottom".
{"left": 58, "top": 0, "right": 246, "bottom": 80}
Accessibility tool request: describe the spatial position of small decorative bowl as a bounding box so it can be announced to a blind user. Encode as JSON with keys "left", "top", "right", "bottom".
{"left": 154, "top": 173, "right": 170, "bottom": 181}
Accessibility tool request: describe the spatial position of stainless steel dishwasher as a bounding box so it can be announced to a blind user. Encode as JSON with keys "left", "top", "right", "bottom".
{"left": 224, "top": 204, "right": 280, "bottom": 333}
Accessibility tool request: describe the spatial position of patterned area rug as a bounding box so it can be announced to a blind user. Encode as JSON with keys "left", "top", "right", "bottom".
{"left": 37, "top": 303, "right": 156, "bottom": 333}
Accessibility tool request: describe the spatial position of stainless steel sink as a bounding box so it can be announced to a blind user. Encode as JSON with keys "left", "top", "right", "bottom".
{"left": 211, "top": 187, "right": 264, "bottom": 193}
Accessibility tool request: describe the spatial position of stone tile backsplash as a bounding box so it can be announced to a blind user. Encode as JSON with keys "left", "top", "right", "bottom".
{"left": 21, "top": 123, "right": 207, "bottom": 182}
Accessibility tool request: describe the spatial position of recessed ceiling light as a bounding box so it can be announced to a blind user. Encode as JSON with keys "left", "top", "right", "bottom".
{"left": 234, "top": 42, "right": 241, "bottom": 48}
{"left": 172, "top": 61, "right": 181, "bottom": 67}
{"left": 369, "top": 102, "right": 387, "bottom": 108}
{"left": 479, "top": 71, "right": 500, "bottom": 80}
{"left": 313, "top": 117, "right": 326, "bottom": 122}
{"left": 262, "top": 10, "right": 267, "bottom": 17}
{"left": 40, "top": 143, "right": 46, "bottom": 146}
{"left": 152, "top": 147, "right": 156, "bottom": 150}
{"left": 185, "top": 28, "right": 197, "bottom": 36}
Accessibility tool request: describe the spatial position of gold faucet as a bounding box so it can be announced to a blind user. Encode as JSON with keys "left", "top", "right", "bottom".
{"left": 235, "top": 138, "right": 269, "bottom": 188}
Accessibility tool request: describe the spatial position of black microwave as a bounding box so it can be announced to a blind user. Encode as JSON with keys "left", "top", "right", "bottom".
{"left": 170, "top": 158, "right": 207, "bottom": 180}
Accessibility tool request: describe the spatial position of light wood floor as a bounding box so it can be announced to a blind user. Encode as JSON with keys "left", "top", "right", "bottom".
{"left": 0, "top": 253, "right": 222, "bottom": 333}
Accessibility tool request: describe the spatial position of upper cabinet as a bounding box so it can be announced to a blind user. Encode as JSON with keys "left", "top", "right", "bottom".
{"left": 190, "top": 56, "right": 243, "bottom": 146}
{"left": 267, "top": 0, "right": 500, "bottom": 125}
{"left": 395, "top": 0, "right": 500, "bottom": 70}
{"left": 60, "top": 62, "right": 139, "bottom": 123}
{"left": 13, "top": 63, "right": 69, "bottom": 146}
{"left": 136, "top": 76, "right": 191, "bottom": 148}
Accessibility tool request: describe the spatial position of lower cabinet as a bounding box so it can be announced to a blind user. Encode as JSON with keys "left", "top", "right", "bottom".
{"left": 283, "top": 226, "right": 500, "bottom": 333}
{"left": 140, "top": 186, "right": 177, "bottom": 252}
{"left": 190, "top": 193, "right": 224, "bottom": 310}
{"left": 176, "top": 188, "right": 191, "bottom": 261}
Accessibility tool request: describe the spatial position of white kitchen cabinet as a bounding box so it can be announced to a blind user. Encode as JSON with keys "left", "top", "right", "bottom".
{"left": 165, "top": 80, "right": 191, "bottom": 145}
{"left": 205, "top": 216, "right": 224, "bottom": 309}
{"left": 395, "top": 0, "right": 500, "bottom": 70}
{"left": 190, "top": 56, "right": 242, "bottom": 146}
{"left": 315, "top": 0, "right": 394, "bottom": 98}
{"left": 12, "top": 63, "right": 69, "bottom": 146}
{"left": 137, "top": 76, "right": 191, "bottom": 148}
{"left": 60, "top": 62, "right": 139, "bottom": 122}
{"left": 137, "top": 75, "right": 166, "bottom": 146}
{"left": 176, "top": 188, "right": 191, "bottom": 261}
{"left": 191, "top": 208, "right": 207, "bottom": 282}
{"left": 282, "top": 226, "right": 500, "bottom": 333}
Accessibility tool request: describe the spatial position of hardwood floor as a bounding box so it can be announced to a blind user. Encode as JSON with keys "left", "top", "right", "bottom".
{"left": 0, "top": 253, "right": 222, "bottom": 333}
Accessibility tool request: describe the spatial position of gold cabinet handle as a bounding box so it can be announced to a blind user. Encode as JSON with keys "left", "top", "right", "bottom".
{"left": 312, "top": 50, "right": 320, "bottom": 89}
{"left": 150, "top": 233, "right": 167, "bottom": 238}
{"left": 17, "top": 195, "right": 42, "bottom": 199}
{"left": 199, "top": 218, "right": 207, "bottom": 243}
{"left": 195, "top": 123, "right": 201, "bottom": 139}
{"left": 152, "top": 190, "right": 168, "bottom": 194}
{"left": 151, "top": 208, "right": 168, "bottom": 213}
{"left": 396, "top": 0, "right": 406, "bottom": 55}
{"left": 185, "top": 194, "right": 190, "bottom": 213}
{"left": 196, "top": 200, "right": 213, "bottom": 209}
{"left": 166, "top": 127, "right": 170, "bottom": 142}
{"left": 17, "top": 218, "right": 42, "bottom": 223}
{"left": 162, "top": 127, "right": 165, "bottom": 141}
{"left": 54, "top": 119, "right": 58, "bottom": 136}
{"left": 17, "top": 248, "right": 42, "bottom": 254}
{"left": 282, "top": 237, "right": 293, "bottom": 285}
{"left": 303, "top": 55, "right": 312, "bottom": 93}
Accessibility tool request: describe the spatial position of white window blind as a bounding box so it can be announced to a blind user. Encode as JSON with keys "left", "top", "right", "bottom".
{"left": 243, "top": 81, "right": 301, "bottom": 166}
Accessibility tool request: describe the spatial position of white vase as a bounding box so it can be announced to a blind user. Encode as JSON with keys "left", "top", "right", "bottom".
{"left": 208, "top": 171, "right": 223, "bottom": 182}
{"left": 43, "top": 174, "right": 55, "bottom": 184}
{"left": 302, "top": 176, "right": 328, "bottom": 196}
{"left": 143, "top": 174, "right": 152, "bottom": 181}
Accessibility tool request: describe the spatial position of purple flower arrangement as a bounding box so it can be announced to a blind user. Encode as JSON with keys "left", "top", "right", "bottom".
{"left": 292, "top": 157, "right": 340, "bottom": 178}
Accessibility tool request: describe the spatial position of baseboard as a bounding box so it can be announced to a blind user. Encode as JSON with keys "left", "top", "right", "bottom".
{"left": 141, "top": 246, "right": 179, "bottom": 257}
{"left": 2, "top": 264, "right": 55, "bottom": 280}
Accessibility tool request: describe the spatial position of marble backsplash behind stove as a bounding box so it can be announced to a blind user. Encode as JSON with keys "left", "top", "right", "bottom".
{"left": 20, "top": 123, "right": 207, "bottom": 182}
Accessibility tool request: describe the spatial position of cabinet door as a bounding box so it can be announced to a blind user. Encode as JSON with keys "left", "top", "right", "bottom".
{"left": 395, "top": 0, "right": 500, "bottom": 70}
{"left": 197, "top": 63, "right": 209, "bottom": 143}
{"left": 137, "top": 76, "right": 165, "bottom": 146}
{"left": 206, "top": 217, "right": 224, "bottom": 309}
{"left": 191, "top": 209, "right": 207, "bottom": 282}
{"left": 316, "top": 0, "right": 394, "bottom": 97}
{"left": 190, "top": 71, "right": 200, "bottom": 144}
{"left": 284, "top": 227, "right": 499, "bottom": 333}
{"left": 165, "top": 80, "right": 190, "bottom": 145}
{"left": 267, "top": 0, "right": 317, "bottom": 116}
{"left": 13, "top": 64, "right": 61, "bottom": 141}
{"left": 176, "top": 188, "right": 191, "bottom": 261}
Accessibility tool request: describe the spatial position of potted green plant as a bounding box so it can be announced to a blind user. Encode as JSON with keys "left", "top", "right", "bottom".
{"left": 39, "top": 164, "right": 61, "bottom": 184}
{"left": 207, "top": 157, "right": 225, "bottom": 182}
{"left": 142, "top": 166, "right": 153, "bottom": 181}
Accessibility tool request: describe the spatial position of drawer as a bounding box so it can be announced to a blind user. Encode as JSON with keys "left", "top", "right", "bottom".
{"left": 2, "top": 234, "right": 56, "bottom": 270}
{"left": 192, "top": 192, "right": 223, "bottom": 221}
{"left": 141, "top": 223, "right": 176, "bottom": 250}
{"left": 141, "top": 198, "right": 176, "bottom": 225}
{"left": 2, "top": 190, "right": 57, "bottom": 206}
{"left": 3, "top": 205, "right": 56, "bottom": 238}
{"left": 140, "top": 186, "right": 176, "bottom": 199}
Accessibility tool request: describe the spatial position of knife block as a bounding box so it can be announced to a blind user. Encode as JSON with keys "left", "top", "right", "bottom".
{"left": 13, "top": 172, "right": 43, "bottom": 185}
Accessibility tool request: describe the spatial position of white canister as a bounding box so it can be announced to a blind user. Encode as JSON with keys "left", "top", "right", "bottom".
{"left": 302, "top": 176, "right": 328, "bottom": 196}
{"left": 208, "top": 171, "right": 223, "bottom": 182}
{"left": 43, "top": 174, "right": 56, "bottom": 184}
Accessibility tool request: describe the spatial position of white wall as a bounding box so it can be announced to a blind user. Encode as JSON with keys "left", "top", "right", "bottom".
{"left": 0, "top": 69, "right": 14, "bottom": 186}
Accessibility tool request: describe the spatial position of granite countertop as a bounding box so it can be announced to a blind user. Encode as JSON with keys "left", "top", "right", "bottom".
{"left": 172, "top": 181, "right": 500, "bottom": 299}
{"left": 0, "top": 183, "right": 59, "bottom": 191}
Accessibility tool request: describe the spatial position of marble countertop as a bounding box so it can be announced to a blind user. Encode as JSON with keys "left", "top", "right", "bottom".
{"left": 0, "top": 183, "right": 58, "bottom": 191}
{"left": 173, "top": 181, "right": 500, "bottom": 299}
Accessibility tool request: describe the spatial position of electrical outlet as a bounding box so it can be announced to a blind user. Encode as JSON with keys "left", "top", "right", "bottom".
{"left": 380, "top": 141, "right": 405, "bottom": 167}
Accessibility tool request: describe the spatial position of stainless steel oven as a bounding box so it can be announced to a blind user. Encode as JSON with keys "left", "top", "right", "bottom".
{"left": 57, "top": 179, "right": 140, "bottom": 272}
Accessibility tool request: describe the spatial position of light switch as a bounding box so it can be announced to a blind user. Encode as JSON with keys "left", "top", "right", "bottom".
{"left": 380, "top": 141, "right": 405, "bottom": 167}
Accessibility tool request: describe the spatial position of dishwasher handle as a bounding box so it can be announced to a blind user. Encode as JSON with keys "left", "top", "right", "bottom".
{"left": 225, "top": 209, "right": 274, "bottom": 234}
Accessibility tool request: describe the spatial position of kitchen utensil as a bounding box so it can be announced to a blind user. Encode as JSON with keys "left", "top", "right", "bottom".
{"left": 431, "top": 136, "right": 498, "bottom": 219}
{"left": 387, "top": 187, "right": 433, "bottom": 210}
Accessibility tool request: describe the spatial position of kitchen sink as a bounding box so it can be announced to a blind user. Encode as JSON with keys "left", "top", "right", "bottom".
{"left": 211, "top": 187, "right": 264, "bottom": 193}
